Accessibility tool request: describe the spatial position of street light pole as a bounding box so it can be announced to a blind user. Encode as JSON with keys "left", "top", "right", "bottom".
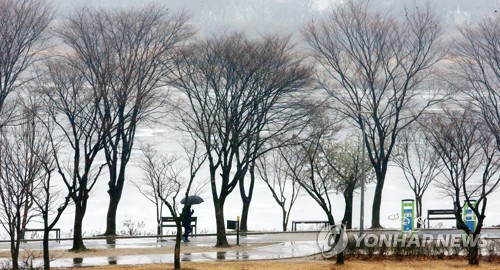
{"left": 360, "top": 117, "right": 366, "bottom": 237}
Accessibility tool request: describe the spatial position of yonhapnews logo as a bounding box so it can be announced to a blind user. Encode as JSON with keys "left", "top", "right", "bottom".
{"left": 317, "top": 226, "right": 488, "bottom": 259}
{"left": 316, "top": 224, "right": 348, "bottom": 258}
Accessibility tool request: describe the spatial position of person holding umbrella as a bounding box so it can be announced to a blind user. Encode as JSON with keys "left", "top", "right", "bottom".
{"left": 181, "top": 195, "right": 203, "bottom": 242}
{"left": 181, "top": 204, "right": 194, "bottom": 242}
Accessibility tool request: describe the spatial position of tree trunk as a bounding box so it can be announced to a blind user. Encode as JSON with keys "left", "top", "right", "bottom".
{"left": 43, "top": 230, "right": 50, "bottom": 270}
{"left": 468, "top": 244, "right": 479, "bottom": 265}
{"left": 467, "top": 223, "right": 482, "bottom": 265}
{"left": 342, "top": 185, "right": 354, "bottom": 229}
{"left": 104, "top": 194, "right": 120, "bottom": 236}
{"left": 104, "top": 148, "right": 128, "bottom": 237}
{"left": 240, "top": 200, "right": 250, "bottom": 232}
{"left": 10, "top": 234, "right": 19, "bottom": 270}
{"left": 416, "top": 195, "right": 422, "bottom": 229}
{"left": 214, "top": 201, "right": 229, "bottom": 247}
{"left": 371, "top": 175, "right": 385, "bottom": 228}
{"left": 327, "top": 213, "right": 335, "bottom": 227}
{"left": 174, "top": 221, "right": 182, "bottom": 269}
{"left": 239, "top": 164, "right": 255, "bottom": 232}
{"left": 282, "top": 208, "right": 288, "bottom": 232}
{"left": 70, "top": 205, "right": 87, "bottom": 251}
{"left": 336, "top": 251, "right": 345, "bottom": 264}
{"left": 328, "top": 216, "right": 344, "bottom": 265}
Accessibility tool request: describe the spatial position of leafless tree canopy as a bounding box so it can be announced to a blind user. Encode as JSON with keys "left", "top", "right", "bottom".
{"left": 0, "top": 95, "right": 55, "bottom": 270}
{"left": 37, "top": 58, "right": 107, "bottom": 251}
{"left": 256, "top": 146, "right": 301, "bottom": 232}
{"left": 170, "top": 32, "right": 313, "bottom": 246}
{"left": 137, "top": 147, "right": 184, "bottom": 212}
{"left": 422, "top": 109, "right": 500, "bottom": 203}
{"left": 452, "top": 16, "right": 500, "bottom": 147}
{"left": 0, "top": 0, "right": 53, "bottom": 127}
{"left": 392, "top": 127, "right": 443, "bottom": 224}
{"left": 420, "top": 107, "right": 500, "bottom": 265}
{"left": 321, "top": 136, "right": 374, "bottom": 194}
{"left": 135, "top": 142, "right": 205, "bottom": 270}
{"left": 280, "top": 108, "right": 341, "bottom": 226}
{"left": 303, "top": 0, "right": 445, "bottom": 228}
{"left": 56, "top": 4, "right": 194, "bottom": 236}
{"left": 57, "top": 4, "right": 193, "bottom": 121}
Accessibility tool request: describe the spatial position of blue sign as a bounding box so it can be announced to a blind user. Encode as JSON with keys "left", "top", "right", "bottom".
{"left": 463, "top": 201, "right": 477, "bottom": 232}
{"left": 403, "top": 208, "right": 413, "bottom": 232}
{"left": 401, "top": 199, "right": 415, "bottom": 234}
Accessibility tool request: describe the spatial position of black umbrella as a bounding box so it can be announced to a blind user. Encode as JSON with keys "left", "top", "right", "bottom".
{"left": 181, "top": 195, "right": 204, "bottom": 205}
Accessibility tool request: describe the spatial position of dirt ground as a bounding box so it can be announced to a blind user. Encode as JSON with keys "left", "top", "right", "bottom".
{"left": 85, "top": 257, "right": 500, "bottom": 270}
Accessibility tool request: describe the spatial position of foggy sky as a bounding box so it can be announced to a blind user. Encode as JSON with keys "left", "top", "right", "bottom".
{"left": 51, "top": 0, "right": 499, "bottom": 37}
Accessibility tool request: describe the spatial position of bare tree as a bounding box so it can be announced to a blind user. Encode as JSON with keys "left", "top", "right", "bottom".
{"left": 422, "top": 108, "right": 500, "bottom": 265}
{"left": 392, "top": 127, "right": 443, "bottom": 227}
{"left": 303, "top": 0, "right": 445, "bottom": 228}
{"left": 283, "top": 115, "right": 347, "bottom": 264}
{"left": 452, "top": 16, "right": 500, "bottom": 147}
{"left": 0, "top": 101, "right": 46, "bottom": 270}
{"left": 321, "top": 136, "right": 375, "bottom": 230}
{"left": 236, "top": 36, "right": 313, "bottom": 232}
{"left": 283, "top": 109, "right": 340, "bottom": 224}
{"left": 38, "top": 59, "right": 107, "bottom": 251}
{"left": 0, "top": 0, "right": 53, "bottom": 128}
{"left": 137, "top": 141, "right": 205, "bottom": 270}
{"left": 17, "top": 95, "right": 71, "bottom": 270}
{"left": 170, "top": 33, "right": 312, "bottom": 246}
{"left": 256, "top": 147, "right": 301, "bottom": 231}
{"left": 131, "top": 164, "right": 166, "bottom": 236}
{"left": 0, "top": 126, "right": 32, "bottom": 270}
{"left": 56, "top": 4, "right": 194, "bottom": 236}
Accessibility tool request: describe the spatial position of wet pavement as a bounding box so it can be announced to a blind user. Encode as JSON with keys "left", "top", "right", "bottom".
{"left": 2, "top": 228, "right": 500, "bottom": 268}
{"left": 0, "top": 232, "right": 323, "bottom": 268}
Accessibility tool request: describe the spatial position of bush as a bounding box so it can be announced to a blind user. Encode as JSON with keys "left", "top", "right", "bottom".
{"left": 120, "top": 218, "right": 146, "bottom": 236}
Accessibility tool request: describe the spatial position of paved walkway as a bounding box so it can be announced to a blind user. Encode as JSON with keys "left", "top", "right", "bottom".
{"left": 1, "top": 232, "right": 322, "bottom": 268}
{"left": 2, "top": 228, "right": 500, "bottom": 268}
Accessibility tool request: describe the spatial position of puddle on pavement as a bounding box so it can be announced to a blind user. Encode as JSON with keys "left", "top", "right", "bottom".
{"left": 181, "top": 253, "right": 191, "bottom": 262}
{"left": 73, "top": 257, "right": 83, "bottom": 266}
{"left": 216, "top": 251, "right": 226, "bottom": 260}
{"left": 108, "top": 256, "right": 118, "bottom": 265}
{"left": 4, "top": 237, "right": 324, "bottom": 268}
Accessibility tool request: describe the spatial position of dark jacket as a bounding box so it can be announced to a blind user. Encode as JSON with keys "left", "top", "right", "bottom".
{"left": 182, "top": 205, "right": 194, "bottom": 226}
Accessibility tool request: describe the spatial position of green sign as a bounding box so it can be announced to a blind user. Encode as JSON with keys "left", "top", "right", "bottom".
{"left": 401, "top": 199, "right": 415, "bottom": 234}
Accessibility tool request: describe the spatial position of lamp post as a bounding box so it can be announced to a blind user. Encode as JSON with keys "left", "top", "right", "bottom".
{"left": 360, "top": 116, "right": 366, "bottom": 237}
{"left": 357, "top": 111, "right": 371, "bottom": 237}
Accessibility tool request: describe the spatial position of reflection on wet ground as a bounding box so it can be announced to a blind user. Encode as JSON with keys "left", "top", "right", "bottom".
{"left": 0, "top": 232, "right": 323, "bottom": 268}
{"left": 108, "top": 256, "right": 118, "bottom": 265}
{"left": 2, "top": 229, "right": 500, "bottom": 268}
{"left": 49, "top": 241, "right": 319, "bottom": 268}
{"left": 181, "top": 253, "right": 191, "bottom": 262}
{"left": 217, "top": 251, "right": 226, "bottom": 260}
{"left": 106, "top": 237, "right": 116, "bottom": 248}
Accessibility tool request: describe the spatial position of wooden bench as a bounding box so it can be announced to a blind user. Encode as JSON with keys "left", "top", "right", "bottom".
{"left": 427, "top": 209, "right": 456, "bottom": 228}
{"left": 21, "top": 228, "right": 61, "bottom": 242}
{"left": 292, "top": 220, "right": 329, "bottom": 231}
{"left": 159, "top": 216, "right": 197, "bottom": 236}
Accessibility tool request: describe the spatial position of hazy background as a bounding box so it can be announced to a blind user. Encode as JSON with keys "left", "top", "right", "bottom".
{"left": 16, "top": 0, "right": 498, "bottom": 238}
{"left": 51, "top": 0, "right": 500, "bottom": 37}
